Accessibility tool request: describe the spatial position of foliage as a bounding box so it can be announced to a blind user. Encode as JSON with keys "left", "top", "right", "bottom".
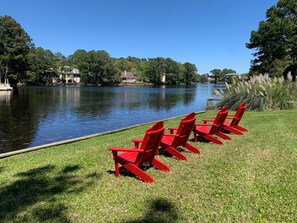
{"left": 145, "top": 57, "right": 167, "bottom": 85}
{"left": 210, "top": 68, "right": 237, "bottom": 83}
{"left": 0, "top": 15, "right": 227, "bottom": 86}
{"left": 221, "top": 68, "right": 236, "bottom": 75}
{"left": 0, "top": 110, "right": 296, "bottom": 222}
{"left": 247, "top": 0, "right": 297, "bottom": 78}
{"left": 183, "top": 62, "right": 198, "bottom": 85}
{"left": 196, "top": 73, "right": 209, "bottom": 83}
{"left": 70, "top": 50, "right": 121, "bottom": 86}
{"left": 26, "top": 47, "right": 58, "bottom": 84}
{"left": 0, "top": 15, "right": 33, "bottom": 85}
{"left": 218, "top": 74, "right": 297, "bottom": 110}
{"left": 210, "top": 69, "right": 221, "bottom": 84}
{"left": 138, "top": 57, "right": 193, "bottom": 85}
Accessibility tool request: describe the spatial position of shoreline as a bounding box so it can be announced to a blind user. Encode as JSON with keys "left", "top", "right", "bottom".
{"left": 0, "top": 110, "right": 206, "bottom": 159}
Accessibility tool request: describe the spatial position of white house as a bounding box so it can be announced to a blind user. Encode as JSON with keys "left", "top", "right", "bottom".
{"left": 53, "top": 66, "right": 81, "bottom": 84}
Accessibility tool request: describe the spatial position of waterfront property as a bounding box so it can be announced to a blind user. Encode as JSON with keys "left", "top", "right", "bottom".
{"left": 52, "top": 66, "right": 81, "bottom": 85}
{"left": 120, "top": 70, "right": 138, "bottom": 83}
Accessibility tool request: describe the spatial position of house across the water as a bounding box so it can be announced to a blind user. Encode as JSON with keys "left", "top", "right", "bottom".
{"left": 120, "top": 71, "right": 138, "bottom": 83}
{"left": 52, "top": 66, "right": 81, "bottom": 85}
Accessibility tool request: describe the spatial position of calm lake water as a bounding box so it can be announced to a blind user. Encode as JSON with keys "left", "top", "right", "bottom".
{"left": 0, "top": 84, "right": 223, "bottom": 153}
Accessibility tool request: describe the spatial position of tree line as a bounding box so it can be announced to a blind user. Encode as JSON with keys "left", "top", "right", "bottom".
{"left": 0, "top": 16, "right": 204, "bottom": 87}
{"left": 1, "top": 0, "right": 296, "bottom": 87}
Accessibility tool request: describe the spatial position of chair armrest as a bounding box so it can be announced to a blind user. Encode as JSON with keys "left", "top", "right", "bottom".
{"left": 168, "top": 127, "right": 178, "bottom": 134}
{"left": 195, "top": 123, "right": 216, "bottom": 127}
{"left": 202, "top": 119, "right": 214, "bottom": 124}
{"left": 132, "top": 139, "right": 143, "bottom": 149}
{"left": 109, "top": 147, "right": 144, "bottom": 152}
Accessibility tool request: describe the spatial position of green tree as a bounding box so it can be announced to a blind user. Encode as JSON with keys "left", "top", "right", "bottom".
{"left": 137, "top": 60, "right": 150, "bottom": 82}
{"left": 0, "top": 16, "right": 33, "bottom": 86}
{"left": 70, "top": 50, "right": 120, "bottom": 86}
{"left": 210, "top": 69, "right": 222, "bottom": 84}
{"left": 26, "top": 47, "right": 58, "bottom": 84}
{"left": 221, "top": 68, "right": 237, "bottom": 83}
{"left": 246, "top": 0, "right": 297, "bottom": 80}
{"left": 164, "top": 58, "right": 184, "bottom": 85}
{"left": 221, "top": 68, "right": 236, "bottom": 75}
{"left": 144, "top": 57, "right": 167, "bottom": 85}
{"left": 70, "top": 49, "right": 91, "bottom": 83}
{"left": 114, "top": 58, "right": 129, "bottom": 72}
{"left": 183, "top": 62, "right": 198, "bottom": 85}
{"left": 197, "top": 73, "right": 209, "bottom": 83}
{"left": 54, "top": 52, "right": 69, "bottom": 69}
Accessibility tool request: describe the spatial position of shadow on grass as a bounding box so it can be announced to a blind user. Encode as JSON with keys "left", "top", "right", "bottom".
{"left": 107, "top": 157, "right": 173, "bottom": 182}
{"left": 126, "top": 198, "right": 179, "bottom": 223}
{"left": 107, "top": 163, "right": 157, "bottom": 182}
{"left": 191, "top": 137, "right": 218, "bottom": 145}
{"left": 0, "top": 164, "right": 101, "bottom": 222}
{"left": 159, "top": 147, "right": 188, "bottom": 158}
{"left": 0, "top": 166, "right": 4, "bottom": 173}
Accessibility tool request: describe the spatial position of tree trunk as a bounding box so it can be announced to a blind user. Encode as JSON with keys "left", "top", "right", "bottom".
{"left": 5, "top": 62, "right": 9, "bottom": 84}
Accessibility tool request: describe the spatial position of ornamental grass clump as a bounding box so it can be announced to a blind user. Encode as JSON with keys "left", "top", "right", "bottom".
{"left": 218, "top": 74, "right": 297, "bottom": 111}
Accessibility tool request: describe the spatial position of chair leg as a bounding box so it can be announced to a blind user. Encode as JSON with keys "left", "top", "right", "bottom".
{"left": 184, "top": 142, "right": 200, "bottom": 154}
{"left": 114, "top": 162, "right": 120, "bottom": 177}
{"left": 193, "top": 131, "right": 198, "bottom": 142}
{"left": 123, "top": 163, "right": 155, "bottom": 183}
{"left": 164, "top": 146, "right": 188, "bottom": 160}
{"left": 151, "top": 158, "right": 170, "bottom": 172}
{"left": 216, "top": 131, "right": 232, "bottom": 140}
{"left": 236, "top": 125, "right": 248, "bottom": 132}
{"left": 223, "top": 126, "right": 244, "bottom": 135}
{"left": 204, "top": 135, "right": 224, "bottom": 145}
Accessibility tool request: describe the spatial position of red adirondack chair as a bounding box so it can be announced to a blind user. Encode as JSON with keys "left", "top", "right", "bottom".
{"left": 207, "top": 102, "right": 248, "bottom": 135}
{"left": 223, "top": 102, "right": 248, "bottom": 134}
{"left": 109, "top": 121, "right": 170, "bottom": 183}
{"left": 159, "top": 112, "right": 200, "bottom": 161}
{"left": 193, "top": 109, "right": 231, "bottom": 145}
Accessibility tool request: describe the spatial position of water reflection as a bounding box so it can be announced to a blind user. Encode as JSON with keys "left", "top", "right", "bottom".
{"left": 0, "top": 91, "right": 12, "bottom": 105}
{"left": 0, "top": 90, "right": 39, "bottom": 153}
{"left": 0, "top": 84, "right": 224, "bottom": 153}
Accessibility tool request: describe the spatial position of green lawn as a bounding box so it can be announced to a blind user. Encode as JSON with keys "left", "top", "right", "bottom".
{"left": 0, "top": 110, "right": 296, "bottom": 222}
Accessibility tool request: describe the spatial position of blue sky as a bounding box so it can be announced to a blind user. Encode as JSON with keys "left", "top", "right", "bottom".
{"left": 1, "top": 0, "right": 277, "bottom": 74}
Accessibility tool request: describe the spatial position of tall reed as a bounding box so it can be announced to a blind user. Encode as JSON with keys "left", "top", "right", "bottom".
{"left": 218, "top": 74, "right": 297, "bottom": 111}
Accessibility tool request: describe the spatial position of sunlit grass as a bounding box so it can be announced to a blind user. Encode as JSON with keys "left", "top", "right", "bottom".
{"left": 0, "top": 110, "right": 296, "bottom": 222}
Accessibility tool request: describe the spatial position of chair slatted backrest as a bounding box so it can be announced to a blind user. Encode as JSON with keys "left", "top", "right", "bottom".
{"left": 230, "top": 102, "right": 246, "bottom": 127}
{"left": 173, "top": 112, "right": 196, "bottom": 146}
{"left": 209, "top": 109, "right": 228, "bottom": 135}
{"left": 136, "top": 121, "right": 164, "bottom": 165}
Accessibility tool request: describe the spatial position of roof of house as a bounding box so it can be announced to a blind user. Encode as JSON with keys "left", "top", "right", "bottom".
{"left": 120, "top": 71, "right": 137, "bottom": 79}
{"left": 225, "top": 73, "right": 238, "bottom": 76}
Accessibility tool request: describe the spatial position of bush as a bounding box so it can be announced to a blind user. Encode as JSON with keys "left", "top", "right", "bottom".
{"left": 218, "top": 74, "right": 297, "bottom": 111}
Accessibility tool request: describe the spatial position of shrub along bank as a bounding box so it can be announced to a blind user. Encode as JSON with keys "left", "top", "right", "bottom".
{"left": 218, "top": 74, "right": 297, "bottom": 111}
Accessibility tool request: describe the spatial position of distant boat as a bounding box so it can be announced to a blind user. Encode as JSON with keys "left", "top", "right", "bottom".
{"left": 0, "top": 78, "right": 13, "bottom": 91}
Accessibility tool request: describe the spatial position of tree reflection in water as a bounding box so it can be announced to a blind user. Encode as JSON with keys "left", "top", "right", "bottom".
{"left": 0, "top": 84, "right": 224, "bottom": 153}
